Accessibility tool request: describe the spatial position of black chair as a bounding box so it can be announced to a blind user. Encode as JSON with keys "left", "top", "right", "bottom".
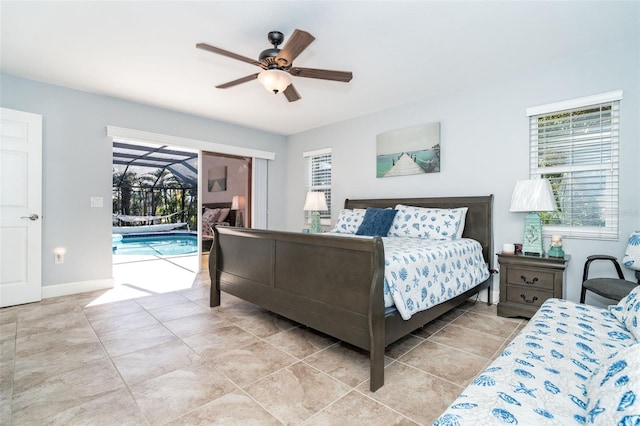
{"left": 580, "top": 255, "right": 640, "bottom": 303}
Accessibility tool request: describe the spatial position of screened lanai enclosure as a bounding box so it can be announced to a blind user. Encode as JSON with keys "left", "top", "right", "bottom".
{"left": 112, "top": 140, "right": 198, "bottom": 232}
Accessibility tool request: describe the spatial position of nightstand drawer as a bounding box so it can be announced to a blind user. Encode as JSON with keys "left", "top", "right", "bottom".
{"left": 505, "top": 285, "right": 552, "bottom": 308}
{"left": 505, "top": 267, "right": 554, "bottom": 290}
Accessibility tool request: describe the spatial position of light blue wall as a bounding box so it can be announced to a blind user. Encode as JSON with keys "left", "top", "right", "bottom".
{"left": 1, "top": 73, "right": 287, "bottom": 288}
{"left": 285, "top": 40, "right": 640, "bottom": 305}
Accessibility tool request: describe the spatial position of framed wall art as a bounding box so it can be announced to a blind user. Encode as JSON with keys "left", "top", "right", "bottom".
{"left": 376, "top": 122, "right": 440, "bottom": 178}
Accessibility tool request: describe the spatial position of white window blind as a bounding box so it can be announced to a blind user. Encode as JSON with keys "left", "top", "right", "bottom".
{"left": 303, "top": 148, "right": 332, "bottom": 223}
{"left": 528, "top": 92, "right": 621, "bottom": 240}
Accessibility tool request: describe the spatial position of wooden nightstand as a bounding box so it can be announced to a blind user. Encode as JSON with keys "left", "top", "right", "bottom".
{"left": 497, "top": 252, "right": 570, "bottom": 319}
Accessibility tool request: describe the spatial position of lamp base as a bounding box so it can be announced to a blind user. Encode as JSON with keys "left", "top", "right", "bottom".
{"left": 235, "top": 211, "right": 244, "bottom": 228}
{"left": 522, "top": 211, "right": 544, "bottom": 256}
{"left": 310, "top": 211, "right": 322, "bottom": 233}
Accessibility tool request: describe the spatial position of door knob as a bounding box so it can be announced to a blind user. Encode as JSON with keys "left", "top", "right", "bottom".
{"left": 20, "top": 214, "right": 39, "bottom": 221}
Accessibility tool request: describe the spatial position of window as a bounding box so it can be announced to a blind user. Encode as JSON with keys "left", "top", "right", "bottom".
{"left": 303, "top": 148, "right": 332, "bottom": 224}
{"left": 527, "top": 91, "right": 621, "bottom": 240}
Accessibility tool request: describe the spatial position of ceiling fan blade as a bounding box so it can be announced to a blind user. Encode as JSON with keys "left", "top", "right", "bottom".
{"left": 276, "top": 29, "right": 315, "bottom": 66}
{"left": 289, "top": 67, "right": 353, "bottom": 82}
{"left": 215, "top": 73, "right": 259, "bottom": 89}
{"left": 196, "top": 43, "right": 262, "bottom": 67}
{"left": 283, "top": 84, "right": 301, "bottom": 102}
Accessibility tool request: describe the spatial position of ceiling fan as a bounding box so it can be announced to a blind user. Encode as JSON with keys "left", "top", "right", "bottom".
{"left": 196, "top": 29, "right": 353, "bottom": 102}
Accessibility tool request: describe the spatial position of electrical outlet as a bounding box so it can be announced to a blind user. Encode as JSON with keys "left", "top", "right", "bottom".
{"left": 90, "top": 197, "right": 103, "bottom": 208}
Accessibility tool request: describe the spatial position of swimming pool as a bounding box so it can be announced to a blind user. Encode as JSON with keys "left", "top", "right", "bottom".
{"left": 112, "top": 233, "right": 198, "bottom": 256}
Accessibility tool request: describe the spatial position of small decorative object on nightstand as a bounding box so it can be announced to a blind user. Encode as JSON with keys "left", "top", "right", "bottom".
{"left": 548, "top": 234, "right": 565, "bottom": 258}
{"left": 497, "top": 252, "right": 570, "bottom": 319}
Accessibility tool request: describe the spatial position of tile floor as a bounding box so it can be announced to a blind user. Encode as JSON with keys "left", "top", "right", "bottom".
{"left": 1, "top": 268, "right": 527, "bottom": 425}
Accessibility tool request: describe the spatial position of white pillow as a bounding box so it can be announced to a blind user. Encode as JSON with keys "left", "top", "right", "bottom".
{"left": 609, "top": 285, "right": 640, "bottom": 341}
{"left": 202, "top": 207, "right": 220, "bottom": 224}
{"left": 622, "top": 231, "right": 640, "bottom": 271}
{"left": 329, "top": 209, "right": 366, "bottom": 234}
{"left": 585, "top": 343, "right": 640, "bottom": 425}
{"left": 388, "top": 204, "right": 468, "bottom": 240}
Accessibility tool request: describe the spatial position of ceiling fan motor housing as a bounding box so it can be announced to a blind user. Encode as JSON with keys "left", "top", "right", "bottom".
{"left": 259, "top": 31, "right": 285, "bottom": 68}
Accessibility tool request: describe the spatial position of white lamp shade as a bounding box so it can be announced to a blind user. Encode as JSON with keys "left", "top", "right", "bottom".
{"left": 509, "top": 179, "right": 557, "bottom": 212}
{"left": 303, "top": 192, "right": 328, "bottom": 211}
{"left": 231, "top": 195, "right": 245, "bottom": 210}
{"left": 257, "top": 69, "right": 292, "bottom": 94}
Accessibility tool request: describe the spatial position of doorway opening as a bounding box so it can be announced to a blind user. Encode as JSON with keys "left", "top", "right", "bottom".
{"left": 112, "top": 140, "right": 200, "bottom": 294}
{"left": 201, "top": 151, "right": 252, "bottom": 266}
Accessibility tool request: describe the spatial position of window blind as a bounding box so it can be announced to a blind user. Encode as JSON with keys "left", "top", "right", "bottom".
{"left": 303, "top": 148, "right": 332, "bottom": 222}
{"left": 529, "top": 96, "right": 620, "bottom": 240}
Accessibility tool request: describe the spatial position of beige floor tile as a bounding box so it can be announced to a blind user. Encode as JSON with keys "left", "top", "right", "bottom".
{"left": 182, "top": 324, "right": 258, "bottom": 358}
{"left": 89, "top": 309, "right": 159, "bottom": 337}
{"left": 15, "top": 323, "right": 98, "bottom": 357}
{"left": 164, "top": 391, "right": 282, "bottom": 425}
{"left": 429, "top": 323, "right": 506, "bottom": 358}
{"left": 100, "top": 323, "right": 178, "bottom": 357}
{"left": 399, "top": 340, "right": 489, "bottom": 386}
{"left": 16, "top": 306, "right": 88, "bottom": 337}
{"left": 305, "top": 342, "right": 391, "bottom": 388}
{"left": 148, "top": 300, "right": 212, "bottom": 322}
{"left": 232, "top": 310, "right": 299, "bottom": 338}
{"left": 13, "top": 340, "right": 109, "bottom": 394}
{"left": 359, "top": 362, "right": 464, "bottom": 425}
{"left": 11, "top": 359, "right": 124, "bottom": 424}
{"left": 212, "top": 341, "right": 297, "bottom": 387}
{"left": 0, "top": 321, "right": 16, "bottom": 342}
{"left": 0, "top": 307, "right": 17, "bottom": 326}
{"left": 130, "top": 360, "right": 236, "bottom": 425}
{"left": 177, "top": 285, "right": 211, "bottom": 302}
{"left": 162, "top": 311, "right": 229, "bottom": 339}
{"left": 452, "top": 310, "right": 522, "bottom": 338}
{"left": 0, "top": 337, "right": 15, "bottom": 364}
{"left": 409, "top": 319, "right": 449, "bottom": 339}
{"left": 245, "top": 362, "right": 350, "bottom": 424}
{"left": 0, "top": 362, "right": 14, "bottom": 426}
{"left": 112, "top": 339, "right": 202, "bottom": 386}
{"left": 36, "top": 388, "right": 145, "bottom": 426}
{"left": 264, "top": 326, "right": 337, "bottom": 359}
{"left": 135, "top": 292, "right": 190, "bottom": 310}
{"left": 305, "top": 390, "right": 418, "bottom": 426}
{"left": 82, "top": 299, "right": 146, "bottom": 322}
{"left": 385, "top": 333, "right": 424, "bottom": 359}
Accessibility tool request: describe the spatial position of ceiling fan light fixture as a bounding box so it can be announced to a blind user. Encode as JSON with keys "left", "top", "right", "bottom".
{"left": 258, "top": 69, "right": 291, "bottom": 94}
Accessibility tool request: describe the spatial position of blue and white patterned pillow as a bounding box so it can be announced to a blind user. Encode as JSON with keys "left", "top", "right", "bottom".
{"left": 623, "top": 231, "right": 640, "bottom": 271}
{"left": 387, "top": 204, "right": 468, "bottom": 240}
{"left": 585, "top": 343, "right": 640, "bottom": 425}
{"left": 329, "top": 208, "right": 366, "bottom": 234}
{"left": 609, "top": 285, "right": 640, "bottom": 341}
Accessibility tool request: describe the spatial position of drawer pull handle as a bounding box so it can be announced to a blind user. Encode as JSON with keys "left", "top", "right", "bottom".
{"left": 520, "top": 294, "right": 539, "bottom": 304}
{"left": 520, "top": 275, "right": 539, "bottom": 285}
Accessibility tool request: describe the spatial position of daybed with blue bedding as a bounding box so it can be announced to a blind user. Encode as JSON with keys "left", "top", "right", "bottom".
{"left": 435, "top": 287, "right": 640, "bottom": 425}
{"left": 209, "top": 195, "right": 494, "bottom": 391}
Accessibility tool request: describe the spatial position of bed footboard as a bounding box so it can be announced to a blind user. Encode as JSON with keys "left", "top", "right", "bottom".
{"left": 210, "top": 227, "right": 387, "bottom": 390}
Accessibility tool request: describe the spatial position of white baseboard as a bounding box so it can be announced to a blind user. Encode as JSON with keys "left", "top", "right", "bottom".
{"left": 42, "top": 278, "right": 114, "bottom": 299}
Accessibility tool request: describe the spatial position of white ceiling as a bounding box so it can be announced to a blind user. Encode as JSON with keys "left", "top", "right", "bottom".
{"left": 1, "top": 1, "right": 637, "bottom": 136}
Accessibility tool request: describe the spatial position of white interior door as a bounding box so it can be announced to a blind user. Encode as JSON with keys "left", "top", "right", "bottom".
{"left": 0, "top": 107, "right": 43, "bottom": 307}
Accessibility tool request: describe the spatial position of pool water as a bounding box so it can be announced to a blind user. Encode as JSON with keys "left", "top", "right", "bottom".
{"left": 113, "top": 233, "right": 198, "bottom": 256}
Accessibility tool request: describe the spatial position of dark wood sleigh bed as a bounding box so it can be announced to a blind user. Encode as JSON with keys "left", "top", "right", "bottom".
{"left": 209, "top": 195, "right": 494, "bottom": 391}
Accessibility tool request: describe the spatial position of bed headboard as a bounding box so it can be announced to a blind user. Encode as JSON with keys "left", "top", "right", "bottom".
{"left": 344, "top": 195, "right": 494, "bottom": 267}
{"left": 203, "top": 202, "right": 237, "bottom": 226}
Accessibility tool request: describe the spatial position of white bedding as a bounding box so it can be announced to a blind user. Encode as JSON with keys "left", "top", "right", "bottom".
{"left": 381, "top": 237, "right": 490, "bottom": 319}
{"left": 326, "top": 233, "right": 490, "bottom": 320}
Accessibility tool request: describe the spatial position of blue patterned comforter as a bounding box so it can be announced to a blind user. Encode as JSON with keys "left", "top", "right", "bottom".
{"left": 381, "top": 237, "right": 490, "bottom": 320}
{"left": 434, "top": 298, "right": 639, "bottom": 425}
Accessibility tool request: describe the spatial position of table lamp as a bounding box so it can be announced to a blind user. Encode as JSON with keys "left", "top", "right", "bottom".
{"left": 509, "top": 179, "right": 557, "bottom": 256}
{"left": 231, "top": 195, "right": 245, "bottom": 227}
{"left": 303, "top": 192, "right": 327, "bottom": 233}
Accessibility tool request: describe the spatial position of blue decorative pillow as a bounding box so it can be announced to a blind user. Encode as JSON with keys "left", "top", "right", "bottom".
{"left": 329, "top": 208, "right": 366, "bottom": 234}
{"left": 388, "top": 204, "right": 468, "bottom": 240}
{"left": 609, "top": 285, "right": 640, "bottom": 341}
{"left": 355, "top": 208, "right": 397, "bottom": 237}
{"left": 585, "top": 343, "right": 640, "bottom": 425}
